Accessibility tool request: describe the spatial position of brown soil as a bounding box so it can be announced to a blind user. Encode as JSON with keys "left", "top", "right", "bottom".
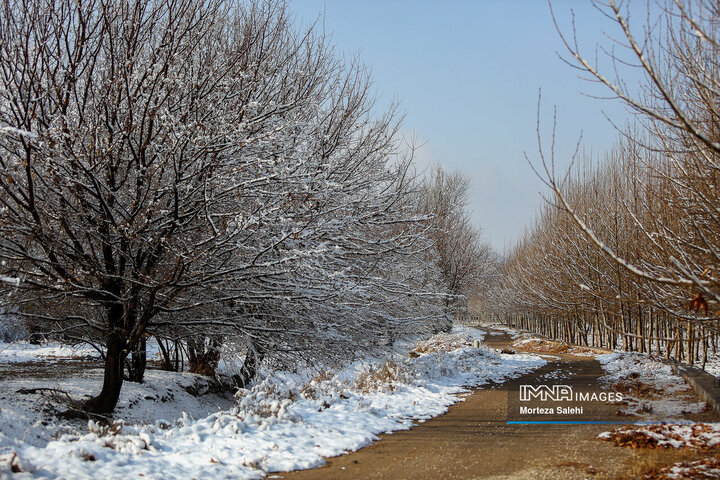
{"left": 0, "top": 358, "right": 172, "bottom": 381}
{"left": 0, "top": 359, "right": 103, "bottom": 380}
{"left": 277, "top": 328, "right": 720, "bottom": 480}
{"left": 512, "top": 337, "right": 606, "bottom": 356}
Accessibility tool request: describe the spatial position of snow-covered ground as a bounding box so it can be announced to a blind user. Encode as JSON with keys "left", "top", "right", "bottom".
{"left": 652, "top": 457, "right": 720, "bottom": 480}
{"left": 597, "top": 352, "right": 707, "bottom": 419}
{"left": 0, "top": 370, "right": 235, "bottom": 450}
{"left": 700, "top": 356, "right": 720, "bottom": 379}
{"left": 0, "top": 326, "right": 545, "bottom": 479}
{"left": 599, "top": 423, "right": 720, "bottom": 449}
{"left": 598, "top": 422, "right": 720, "bottom": 479}
{"left": 0, "top": 340, "right": 166, "bottom": 365}
{"left": 0, "top": 342, "right": 99, "bottom": 363}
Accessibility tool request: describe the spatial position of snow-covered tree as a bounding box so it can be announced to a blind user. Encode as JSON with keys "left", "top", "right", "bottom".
{"left": 0, "top": 0, "right": 446, "bottom": 413}
{"left": 418, "top": 165, "right": 496, "bottom": 321}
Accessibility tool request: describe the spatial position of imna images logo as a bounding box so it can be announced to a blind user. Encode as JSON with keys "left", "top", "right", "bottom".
{"left": 519, "top": 384, "right": 573, "bottom": 402}
{"left": 518, "top": 384, "right": 624, "bottom": 403}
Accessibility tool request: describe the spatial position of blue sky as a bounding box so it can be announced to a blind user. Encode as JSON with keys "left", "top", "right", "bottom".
{"left": 289, "top": 1, "right": 639, "bottom": 252}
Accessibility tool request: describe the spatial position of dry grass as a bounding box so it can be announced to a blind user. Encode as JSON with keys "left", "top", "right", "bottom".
{"left": 86, "top": 419, "right": 150, "bottom": 453}
{"left": 642, "top": 456, "right": 720, "bottom": 479}
{"left": 88, "top": 419, "right": 124, "bottom": 437}
{"left": 603, "top": 429, "right": 664, "bottom": 449}
{"left": 235, "top": 380, "right": 298, "bottom": 419}
{"left": 411, "top": 333, "right": 472, "bottom": 356}
{"left": 354, "top": 360, "right": 413, "bottom": 393}
{"left": 511, "top": 337, "right": 603, "bottom": 356}
{"left": 299, "top": 370, "right": 336, "bottom": 400}
{"left": 628, "top": 452, "right": 668, "bottom": 480}
{"left": 512, "top": 338, "right": 572, "bottom": 354}
{"left": 611, "top": 378, "right": 662, "bottom": 399}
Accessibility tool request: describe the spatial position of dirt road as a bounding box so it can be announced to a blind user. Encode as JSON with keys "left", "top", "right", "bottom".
{"left": 279, "top": 329, "right": 718, "bottom": 480}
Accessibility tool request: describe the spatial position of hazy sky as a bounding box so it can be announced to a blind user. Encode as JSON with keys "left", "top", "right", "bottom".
{"left": 289, "top": 1, "right": 639, "bottom": 252}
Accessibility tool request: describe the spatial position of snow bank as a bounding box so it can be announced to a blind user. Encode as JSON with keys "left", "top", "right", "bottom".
{"left": 0, "top": 342, "right": 100, "bottom": 363}
{"left": 597, "top": 352, "right": 707, "bottom": 418}
{"left": 698, "top": 356, "right": 720, "bottom": 379}
{"left": 599, "top": 423, "right": 720, "bottom": 449}
{"left": 0, "top": 370, "right": 234, "bottom": 450}
{"left": 0, "top": 339, "right": 164, "bottom": 364}
{"left": 655, "top": 456, "right": 720, "bottom": 479}
{"left": 0, "top": 326, "right": 544, "bottom": 479}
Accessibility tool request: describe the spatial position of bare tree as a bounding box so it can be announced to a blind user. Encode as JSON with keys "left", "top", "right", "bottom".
{"left": 540, "top": 0, "right": 720, "bottom": 299}
{"left": 419, "top": 165, "right": 496, "bottom": 322}
{"left": 499, "top": 0, "right": 720, "bottom": 363}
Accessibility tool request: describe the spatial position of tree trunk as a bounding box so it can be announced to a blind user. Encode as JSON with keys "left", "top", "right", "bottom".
{"left": 155, "top": 336, "right": 177, "bottom": 371}
{"left": 83, "top": 330, "right": 126, "bottom": 414}
{"left": 188, "top": 337, "right": 221, "bottom": 377}
{"left": 232, "top": 344, "right": 265, "bottom": 389}
{"left": 126, "top": 335, "right": 147, "bottom": 383}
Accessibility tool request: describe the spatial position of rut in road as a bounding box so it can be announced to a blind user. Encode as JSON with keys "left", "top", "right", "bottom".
{"left": 279, "top": 329, "right": 719, "bottom": 480}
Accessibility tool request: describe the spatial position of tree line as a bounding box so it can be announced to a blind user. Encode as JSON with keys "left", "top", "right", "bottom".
{"left": 496, "top": 0, "right": 720, "bottom": 368}
{"left": 0, "top": 0, "right": 493, "bottom": 413}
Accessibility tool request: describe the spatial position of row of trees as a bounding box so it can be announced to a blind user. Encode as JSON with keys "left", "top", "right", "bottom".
{"left": 419, "top": 165, "right": 496, "bottom": 316}
{"left": 497, "top": 0, "right": 720, "bottom": 367}
{"left": 497, "top": 143, "right": 719, "bottom": 364}
{"left": 0, "top": 0, "right": 493, "bottom": 413}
